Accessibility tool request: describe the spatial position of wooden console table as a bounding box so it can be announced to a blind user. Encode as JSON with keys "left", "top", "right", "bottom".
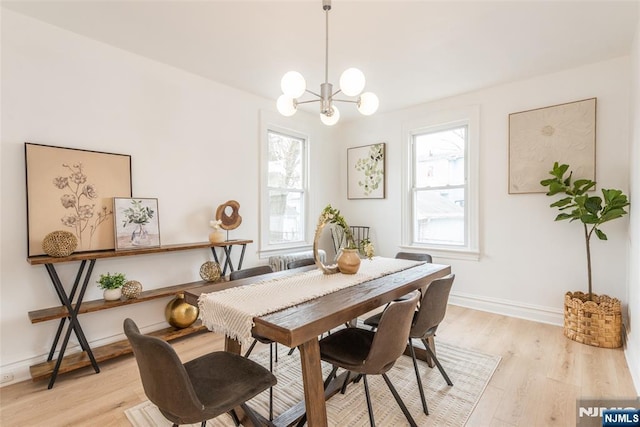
{"left": 27, "top": 241, "right": 238, "bottom": 389}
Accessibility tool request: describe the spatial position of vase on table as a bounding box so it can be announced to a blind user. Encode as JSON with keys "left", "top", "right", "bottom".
{"left": 208, "top": 229, "right": 225, "bottom": 243}
{"left": 337, "top": 248, "right": 361, "bottom": 274}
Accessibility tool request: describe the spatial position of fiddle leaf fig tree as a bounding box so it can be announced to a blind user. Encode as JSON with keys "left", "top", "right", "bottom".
{"left": 540, "top": 162, "right": 629, "bottom": 300}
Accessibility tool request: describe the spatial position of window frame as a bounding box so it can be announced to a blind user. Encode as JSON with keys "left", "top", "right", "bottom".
{"left": 260, "top": 121, "right": 311, "bottom": 255}
{"left": 401, "top": 106, "right": 480, "bottom": 260}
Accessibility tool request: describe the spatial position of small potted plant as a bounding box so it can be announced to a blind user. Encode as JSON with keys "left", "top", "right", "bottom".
{"left": 541, "top": 162, "right": 629, "bottom": 348}
{"left": 97, "top": 272, "right": 127, "bottom": 301}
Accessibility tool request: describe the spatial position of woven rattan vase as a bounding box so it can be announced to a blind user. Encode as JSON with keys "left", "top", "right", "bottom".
{"left": 563, "top": 291, "right": 622, "bottom": 348}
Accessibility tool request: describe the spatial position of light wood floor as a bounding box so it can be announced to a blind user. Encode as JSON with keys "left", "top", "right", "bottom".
{"left": 0, "top": 305, "right": 636, "bottom": 426}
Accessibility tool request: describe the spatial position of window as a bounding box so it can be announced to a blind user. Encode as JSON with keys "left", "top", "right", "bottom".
{"left": 413, "top": 125, "right": 467, "bottom": 246}
{"left": 261, "top": 127, "right": 309, "bottom": 252}
{"left": 403, "top": 106, "right": 479, "bottom": 259}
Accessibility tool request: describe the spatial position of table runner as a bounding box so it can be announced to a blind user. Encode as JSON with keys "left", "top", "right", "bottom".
{"left": 198, "top": 257, "right": 422, "bottom": 346}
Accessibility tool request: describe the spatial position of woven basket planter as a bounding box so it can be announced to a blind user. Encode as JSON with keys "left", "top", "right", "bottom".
{"left": 563, "top": 291, "right": 622, "bottom": 348}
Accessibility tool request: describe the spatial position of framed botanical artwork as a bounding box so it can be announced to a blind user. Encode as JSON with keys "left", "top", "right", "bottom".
{"left": 113, "top": 198, "right": 160, "bottom": 250}
{"left": 25, "top": 143, "right": 132, "bottom": 256}
{"left": 347, "top": 143, "right": 386, "bottom": 199}
{"left": 509, "top": 98, "right": 596, "bottom": 194}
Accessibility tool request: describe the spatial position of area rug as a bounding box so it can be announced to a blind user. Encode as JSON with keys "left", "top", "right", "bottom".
{"left": 125, "top": 341, "right": 500, "bottom": 427}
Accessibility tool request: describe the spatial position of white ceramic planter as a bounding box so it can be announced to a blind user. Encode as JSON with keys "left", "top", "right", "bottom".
{"left": 103, "top": 288, "right": 122, "bottom": 301}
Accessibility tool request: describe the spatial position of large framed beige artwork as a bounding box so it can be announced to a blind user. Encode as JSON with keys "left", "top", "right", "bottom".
{"left": 508, "top": 98, "right": 596, "bottom": 194}
{"left": 25, "top": 143, "right": 132, "bottom": 256}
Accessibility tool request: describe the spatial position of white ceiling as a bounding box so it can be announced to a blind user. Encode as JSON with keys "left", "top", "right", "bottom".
{"left": 3, "top": 0, "right": 639, "bottom": 121}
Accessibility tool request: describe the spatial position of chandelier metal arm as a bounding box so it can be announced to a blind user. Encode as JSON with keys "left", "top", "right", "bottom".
{"left": 305, "top": 89, "right": 322, "bottom": 98}
{"left": 295, "top": 99, "right": 321, "bottom": 105}
{"left": 332, "top": 99, "right": 358, "bottom": 104}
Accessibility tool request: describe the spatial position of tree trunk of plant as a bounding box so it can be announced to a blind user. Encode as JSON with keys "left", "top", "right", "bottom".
{"left": 583, "top": 223, "right": 593, "bottom": 301}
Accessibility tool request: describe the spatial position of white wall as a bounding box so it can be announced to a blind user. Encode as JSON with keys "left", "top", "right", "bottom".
{"left": 625, "top": 9, "right": 640, "bottom": 393}
{"left": 338, "top": 57, "right": 631, "bottom": 326}
{"left": 0, "top": 10, "right": 335, "bottom": 384}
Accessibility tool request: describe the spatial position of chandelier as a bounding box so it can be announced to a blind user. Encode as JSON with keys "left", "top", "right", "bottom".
{"left": 276, "top": 0, "right": 379, "bottom": 126}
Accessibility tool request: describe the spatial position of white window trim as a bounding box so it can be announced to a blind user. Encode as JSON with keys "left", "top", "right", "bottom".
{"left": 259, "top": 113, "right": 312, "bottom": 257}
{"left": 401, "top": 105, "right": 480, "bottom": 261}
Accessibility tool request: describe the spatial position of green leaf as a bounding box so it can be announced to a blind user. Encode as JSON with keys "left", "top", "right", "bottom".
{"left": 580, "top": 213, "right": 599, "bottom": 224}
{"left": 599, "top": 208, "right": 627, "bottom": 222}
{"left": 547, "top": 181, "right": 566, "bottom": 195}
{"left": 555, "top": 213, "right": 574, "bottom": 221}
{"left": 550, "top": 197, "right": 573, "bottom": 208}
{"left": 552, "top": 163, "right": 569, "bottom": 179}
{"left": 602, "top": 188, "right": 622, "bottom": 203}
{"left": 584, "top": 196, "right": 603, "bottom": 215}
{"left": 594, "top": 228, "right": 608, "bottom": 240}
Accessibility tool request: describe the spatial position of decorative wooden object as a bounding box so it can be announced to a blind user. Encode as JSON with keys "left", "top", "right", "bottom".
{"left": 215, "top": 200, "right": 242, "bottom": 230}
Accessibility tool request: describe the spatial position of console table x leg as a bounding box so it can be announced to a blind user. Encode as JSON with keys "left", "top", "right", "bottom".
{"left": 44, "top": 260, "right": 100, "bottom": 389}
{"left": 210, "top": 244, "right": 248, "bottom": 276}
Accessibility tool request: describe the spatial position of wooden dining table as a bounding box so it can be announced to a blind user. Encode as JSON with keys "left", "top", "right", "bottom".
{"left": 184, "top": 261, "right": 451, "bottom": 427}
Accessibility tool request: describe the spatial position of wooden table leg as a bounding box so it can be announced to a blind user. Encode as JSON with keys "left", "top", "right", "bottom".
{"left": 225, "top": 336, "right": 242, "bottom": 354}
{"left": 298, "top": 338, "right": 328, "bottom": 427}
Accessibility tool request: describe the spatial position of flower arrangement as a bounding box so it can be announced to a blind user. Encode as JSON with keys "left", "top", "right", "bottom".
{"left": 319, "top": 204, "right": 374, "bottom": 259}
{"left": 96, "top": 272, "right": 127, "bottom": 290}
{"left": 209, "top": 219, "right": 222, "bottom": 230}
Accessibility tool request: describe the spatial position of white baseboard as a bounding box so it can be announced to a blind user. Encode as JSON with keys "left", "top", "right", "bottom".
{"left": 624, "top": 333, "right": 640, "bottom": 395}
{"left": 449, "top": 291, "right": 564, "bottom": 326}
{"left": 0, "top": 320, "right": 167, "bottom": 388}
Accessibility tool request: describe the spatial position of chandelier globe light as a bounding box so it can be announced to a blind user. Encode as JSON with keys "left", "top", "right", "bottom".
{"left": 276, "top": 0, "right": 379, "bottom": 125}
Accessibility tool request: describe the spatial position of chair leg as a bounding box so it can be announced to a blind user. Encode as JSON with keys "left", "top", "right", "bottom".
{"left": 243, "top": 339, "right": 258, "bottom": 358}
{"left": 274, "top": 343, "right": 278, "bottom": 363}
{"left": 228, "top": 409, "right": 241, "bottom": 426}
{"left": 200, "top": 421, "right": 206, "bottom": 427}
{"left": 240, "top": 402, "right": 263, "bottom": 427}
{"left": 362, "top": 375, "right": 376, "bottom": 427}
{"left": 408, "top": 338, "right": 429, "bottom": 415}
{"left": 324, "top": 365, "right": 339, "bottom": 389}
{"left": 340, "top": 371, "right": 352, "bottom": 394}
{"left": 423, "top": 339, "right": 453, "bottom": 386}
{"left": 268, "top": 343, "right": 273, "bottom": 421}
{"left": 381, "top": 373, "right": 418, "bottom": 427}
{"left": 287, "top": 346, "right": 296, "bottom": 356}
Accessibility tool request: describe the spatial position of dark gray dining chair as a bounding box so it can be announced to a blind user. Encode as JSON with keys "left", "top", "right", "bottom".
{"left": 299, "top": 292, "right": 421, "bottom": 427}
{"left": 286, "top": 258, "right": 315, "bottom": 269}
{"left": 395, "top": 251, "right": 433, "bottom": 263}
{"left": 406, "top": 274, "right": 455, "bottom": 415}
{"left": 228, "top": 264, "right": 277, "bottom": 420}
{"left": 362, "top": 252, "right": 433, "bottom": 319}
{"left": 124, "top": 318, "right": 276, "bottom": 427}
{"left": 362, "top": 273, "right": 455, "bottom": 415}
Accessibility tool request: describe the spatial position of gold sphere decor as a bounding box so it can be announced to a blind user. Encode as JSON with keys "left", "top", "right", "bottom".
{"left": 199, "top": 261, "right": 221, "bottom": 282}
{"left": 165, "top": 293, "right": 199, "bottom": 329}
{"left": 122, "top": 280, "right": 143, "bottom": 299}
{"left": 42, "top": 230, "right": 78, "bottom": 257}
